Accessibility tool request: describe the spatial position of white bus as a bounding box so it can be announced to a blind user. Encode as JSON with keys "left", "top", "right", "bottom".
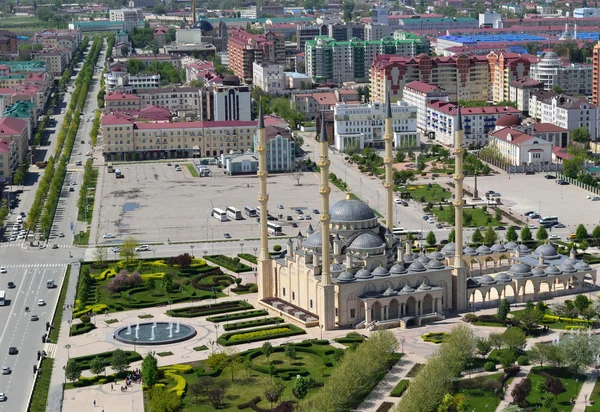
{"left": 212, "top": 208, "right": 228, "bottom": 222}
{"left": 256, "top": 206, "right": 262, "bottom": 216}
{"left": 393, "top": 229, "right": 422, "bottom": 239}
{"left": 226, "top": 207, "right": 243, "bottom": 220}
{"left": 267, "top": 223, "right": 283, "bottom": 236}
{"left": 539, "top": 216, "right": 559, "bottom": 225}
{"left": 244, "top": 206, "right": 257, "bottom": 218}
{"left": 0, "top": 291, "right": 5, "bottom": 306}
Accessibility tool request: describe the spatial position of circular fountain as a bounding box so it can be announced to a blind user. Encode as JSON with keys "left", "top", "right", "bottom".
{"left": 114, "top": 319, "right": 196, "bottom": 345}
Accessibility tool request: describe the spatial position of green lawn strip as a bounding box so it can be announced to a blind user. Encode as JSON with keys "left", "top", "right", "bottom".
{"left": 77, "top": 167, "right": 98, "bottom": 224}
{"left": 223, "top": 317, "right": 284, "bottom": 331}
{"left": 390, "top": 379, "right": 409, "bottom": 397}
{"left": 526, "top": 367, "right": 582, "bottom": 410}
{"left": 585, "top": 377, "right": 600, "bottom": 411}
{"left": 510, "top": 309, "right": 594, "bottom": 330}
{"left": 73, "top": 230, "right": 90, "bottom": 246}
{"left": 397, "top": 184, "right": 451, "bottom": 203}
{"left": 430, "top": 206, "right": 501, "bottom": 227}
{"left": 65, "top": 370, "right": 129, "bottom": 390}
{"left": 168, "top": 300, "right": 253, "bottom": 318}
{"left": 451, "top": 372, "right": 504, "bottom": 410}
{"left": 334, "top": 332, "right": 366, "bottom": 345}
{"left": 71, "top": 350, "right": 142, "bottom": 370}
{"left": 218, "top": 324, "right": 306, "bottom": 346}
{"left": 204, "top": 255, "right": 252, "bottom": 273}
{"left": 29, "top": 358, "right": 54, "bottom": 412}
{"left": 185, "top": 164, "right": 199, "bottom": 177}
{"left": 48, "top": 265, "right": 70, "bottom": 342}
{"left": 207, "top": 309, "right": 268, "bottom": 323}
{"left": 237, "top": 253, "right": 257, "bottom": 264}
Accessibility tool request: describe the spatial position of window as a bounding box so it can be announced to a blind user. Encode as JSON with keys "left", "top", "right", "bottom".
{"left": 350, "top": 309, "right": 356, "bottom": 318}
{"left": 310, "top": 299, "right": 313, "bottom": 309}
{"left": 292, "top": 291, "right": 295, "bottom": 300}
{"left": 282, "top": 288, "right": 286, "bottom": 296}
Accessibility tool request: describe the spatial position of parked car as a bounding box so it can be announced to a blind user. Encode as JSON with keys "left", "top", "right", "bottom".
{"left": 528, "top": 224, "right": 538, "bottom": 229}
{"left": 277, "top": 204, "right": 284, "bottom": 209}
{"left": 291, "top": 223, "right": 298, "bottom": 228}
{"left": 495, "top": 226, "right": 506, "bottom": 230}
{"left": 111, "top": 247, "right": 121, "bottom": 253}
{"left": 394, "top": 198, "right": 402, "bottom": 204}
{"left": 544, "top": 174, "right": 556, "bottom": 179}
{"left": 135, "top": 245, "right": 150, "bottom": 251}
{"left": 436, "top": 223, "right": 443, "bottom": 229}
{"left": 555, "top": 223, "right": 566, "bottom": 228}
{"left": 103, "top": 233, "right": 115, "bottom": 239}
{"left": 557, "top": 180, "right": 569, "bottom": 185}
{"left": 524, "top": 211, "right": 536, "bottom": 216}
{"left": 312, "top": 209, "right": 320, "bottom": 214}
{"left": 525, "top": 171, "right": 535, "bottom": 175}
{"left": 223, "top": 233, "right": 231, "bottom": 239}
{"left": 549, "top": 234, "right": 561, "bottom": 239}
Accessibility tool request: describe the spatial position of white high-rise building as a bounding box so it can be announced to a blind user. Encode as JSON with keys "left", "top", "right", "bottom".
{"left": 213, "top": 84, "right": 251, "bottom": 121}
{"left": 109, "top": 9, "right": 142, "bottom": 32}
{"left": 530, "top": 52, "right": 593, "bottom": 96}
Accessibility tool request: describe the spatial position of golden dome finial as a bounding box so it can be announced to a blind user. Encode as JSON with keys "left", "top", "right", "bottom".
{"left": 345, "top": 185, "right": 351, "bottom": 200}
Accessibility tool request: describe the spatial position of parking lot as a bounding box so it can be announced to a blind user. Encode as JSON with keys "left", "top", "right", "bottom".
{"left": 93, "top": 162, "right": 347, "bottom": 245}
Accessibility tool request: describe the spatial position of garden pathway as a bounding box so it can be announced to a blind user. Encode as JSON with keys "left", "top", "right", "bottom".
{"left": 495, "top": 364, "right": 533, "bottom": 412}
{"left": 573, "top": 370, "right": 598, "bottom": 412}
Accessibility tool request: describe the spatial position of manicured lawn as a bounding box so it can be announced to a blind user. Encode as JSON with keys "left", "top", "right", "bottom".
{"left": 29, "top": 358, "right": 54, "bottom": 412}
{"left": 73, "top": 230, "right": 90, "bottom": 246}
{"left": 431, "top": 207, "right": 502, "bottom": 227}
{"left": 48, "top": 265, "right": 70, "bottom": 342}
{"left": 186, "top": 164, "right": 199, "bottom": 177}
{"left": 397, "top": 184, "right": 451, "bottom": 203}
{"left": 453, "top": 373, "right": 503, "bottom": 411}
{"left": 204, "top": 255, "right": 252, "bottom": 273}
{"left": 585, "top": 377, "right": 600, "bottom": 411}
{"left": 526, "top": 367, "right": 582, "bottom": 411}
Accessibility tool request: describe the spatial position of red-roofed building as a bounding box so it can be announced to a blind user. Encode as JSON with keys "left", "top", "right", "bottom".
{"left": 227, "top": 29, "right": 285, "bottom": 82}
{"left": 101, "top": 114, "right": 258, "bottom": 160}
{"left": 488, "top": 52, "right": 538, "bottom": 104}
{"left": 426, "top": 101, "right": 521, "bottom": 147}
{"left": 0, "top": 117, "right": 28, "bottom": 164}
{"left": 292, "top": 91, "right": 338, "bottom": 120}
{"left": 489, "top": 127, "right": 553, "bottom": 165}
{"left": 403, "top": 81, "right": 449, "bottom": 137}
{"left": 0, "top": 138, "right": 17, "bottom": 178}
{"left": 552, "top": 146, "right": 573, "bottom": 163}
{"left": 105, "top": 91, "right": 141, "bottom": 111}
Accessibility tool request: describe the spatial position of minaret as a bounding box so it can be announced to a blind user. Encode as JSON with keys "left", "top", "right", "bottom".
{"left": 192, "top": 0, "right": 197, "bottom": 26}
{"left": 383, "top": 92, "right": 394, "bottom": 231}
{"left": 317, "top": 112, "right": 335, "bottom": 330}
{"left": 452, "top": 102, "right": 468, "bottom": 311}
{"left": 256, "top": 102, "right": 273, "bottom": 301}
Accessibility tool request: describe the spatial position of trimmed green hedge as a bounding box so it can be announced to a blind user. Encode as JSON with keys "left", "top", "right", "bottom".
{"left": 70, "top": 322, "right": 96, "bottom": 336}
{"left": 223, "top": 317, "right": 284, "bottom": 331}
{"left": 238, "top": 253, "right": 257, "bottom": 264}
{"left": 218, "top": 324, "right": 305, "bottom": 346}
{"left": 334, "top": 332, "right": 366, "bottom": 344}
{"left": 390, "top": 380, "right": 409, "bottom": 397}
{"left": 72, "top": 350, "right": 142, "bottom": 370}
{"left": 204, "top": 255, "right": 252, "bottom": 273}
{"left": 168, "top": 300, "right": 253, "bottom": 318}
{"left": 207, "top": 309, "right": 268, "bottom": 323}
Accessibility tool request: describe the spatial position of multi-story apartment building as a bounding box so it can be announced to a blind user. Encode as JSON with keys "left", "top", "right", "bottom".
{"left": 370, "top": 54, "right": 489, "bottom": 103}
{"left": 227, "top": 29, "right": 285, "bottom": 82}
{"left": 101, "top": 114, "right": 257, "bottom": 159}
{"left": 104, "top": 70, "right": 161, "bottom": 91}
{"left": 252, "top": 62, "right": 284, "bottom": 93}
{"left": 109, "top": 9, "right": 142, "bottom": 32}
{"left": 530, "top": 52, "right": 592, "bottom": 96}
{"left": 509, "top": 78, "right": 544, "bottom": 114}
{"left": 396, "top": 16, "right": 478, "bottom": 31}
{"left": 296, "top": 25, "right": 327, "bottom": 51}
{"left": 0, "top": 138, "right": 19, "bottom": 178}
{"left": 327, "top": 23, "right": 365, "bottom": 42}
{"left": 0, "top": 30, "right": 18, "bottom": 57}
{"left": 32, "top": 49, "right": 70, "bottom": 76}
{"left": 426, "top": 101, "right": 521, "bottom": 147}
{"left": 488, "top": 52, "right": 537, "bottom": 104}
{"left": 292, "top": 89, "right": 358, "bottom": 120}
{"left": 105, "top": 87, "right": 202, "bottom": 116}
{"left": 333, "top": 101, "right": 417, "bottom": 152}
{"left": 0, "top": 61, "right": 46, "bottom": 73}
{"left": 306, "top": 34, "right": 429, "bottom": 84}
{"left": 403, "top": 81, "right": 449, "bottom": 138}
{"left": 592, "top": 40, "right": 600, "bottom": 106}
{"left": 529, "top": 91, "right": 600, "bottom": 139}
{"left": 253, "top": 125, "right": 295, "bottom": 172}
{"left": 0, "top": 116, "right": 29, "bottom": 164}
{"left": 118, "top": 55, "right": 183, "bottom": 69}
{"left": 212, "top": 84, "right": 252, "bottom": 121}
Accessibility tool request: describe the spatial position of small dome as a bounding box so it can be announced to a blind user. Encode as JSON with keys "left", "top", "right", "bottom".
{"left": 505, "top": 242, "right": 518, "bottom": 250}
{"left": 303, "top": 231, "right": 322, "bottom": 249}
{"left": 518, "top": 244, "right": 530, "bottom": 254}
{"left": 477, "top": 275, "right": 496, "bottom": 285}
{"left": 372, "top": 266, "right": 389, "bottom": 277}
{"left": 496, "top": 114, "right": 521, "bottom": 127}
{"left": 390, "top": 264, "right": 407, "bottom": 274}
{"left": 531, "top": 267, "right": 547, "bottom": 277}
{"left": 464, "top": 246, "right": 477, "bottom": 256}
{"left": 417, "top": 283, "right": 432, "bottom": 291}
{"left": 400, "top": 285, "right": 415, "bottom": 293}
{"left": 560, "top": 263, "right": 576, "bottom": 273}
{"left": 329, "top": 198, "right": 376, "bottom": 222}
{"left": 534, "top": 244, "right": 559, "bottom": 259}
{"left": 382, "top": 287, "right": 397, "bottom": 296}
{"left": 355, "top": 268, "right": 373, "bottom": 279}
{"left": 428, "top": 251, "right": 445, "bottom": 260}
{"left": 476, "top": 245, "right": 491, "bottom": 255}
{"left": 545, "top": 265, "right": 561, "bottom": 275}
{"left": 509, "top": 263, "right": 532, "bottom": 276}
{"left": 408, "top": 261, "right": 427, "bottom": 272}
{"left": 575, "top": 261, "right": 591, "bottom": 270}
{"left": 192, "top": 20, "right": 214, "bottom": 32}
{"left": 426, "top": 259, "right": 444, "bottom": 269}
{"left": 403, "top": 254, "right": 415, "bottom": 263}
{"left": 417, "top": 255, "right": 431, "bottom": 264}
{"left": 564, "top": 257, "right": 577, "bottom": 265}
{"left": 441, "top": 242, "right": 456, "bottom": 254}
{"left": 337, "top": 271, "right": 356, "bottom": 282}
{"left": 491, "top": 243, "right": 506, "bottom": 252}
{"left": 348, "top": 233, "right": 385, "bottom": 251}
{"left": 495, "top": 272, "right": 511, "bottom": 282}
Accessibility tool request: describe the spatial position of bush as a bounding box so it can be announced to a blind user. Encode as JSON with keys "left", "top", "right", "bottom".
{"left": 463, "top": 313, "right": 478, "bottom": 323}
{"left": 70, "top": 322, "right": 96, "bottom": 336}
{"left": 80, "top": 315, "right": 91, "bottom": 324}
{"left": 273, "top": 245, "right": 282, "bottom": 252}
{"left": 204, "top": 255, "right": 252, "bottom": 273}
{"left": 164, "top": 371, "right": 186, "bottom": 396}
{"left": 390, "top": 380, "right": 409, "bottom": 397}
{"left": 484, "top": 362, "right": 496, "bottom": 372}
{"left": 72, "top": 350, "right": 141, "bottom": 370}
{"left": 238, "top": 253, "right": 257, "bottom": 264}
{"left": 168, "top": 300, "right": 253, "bottom": 318}
{"left": 565, "top": 325, "right": 586, "bottom": 330}
{"left": 517, "top": 355, "right": 529, "bottom": 366}
{"left": 421, "top": 332, "right": 447, "bottom": 344}
{"left": 207, "top": 309, "right": 268, "bottom": 323}
{"left": 107, "top": 270, "right": 143, "bottom": 294}
{"left": 219, "top": 324, "right": 306, "bottom": 346}
{"left": 223, "top": 317, "right": 284, "bottom": 331}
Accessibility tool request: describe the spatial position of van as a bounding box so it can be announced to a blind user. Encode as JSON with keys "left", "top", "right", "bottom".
{"left": 46, "top": 279, "right": 54, "bottom": 288}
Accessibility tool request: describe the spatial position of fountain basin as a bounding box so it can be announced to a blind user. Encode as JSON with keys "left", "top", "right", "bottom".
{"left": 114, "top": 322, "right": 196, "bottom": 345}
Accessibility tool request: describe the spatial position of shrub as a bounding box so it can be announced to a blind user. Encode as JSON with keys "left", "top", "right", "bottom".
{"left": 72, "top": 350, "right": 141, "bottom": 370}
{"left": 249, "top": 284, "right": 258, "bottom": 293}
{"left": 484, "top": 362, "right": 496, "bottom": 372}
{"left": 421, "top": 332, "right": 447, "bottom": 344}
{"left": 390, "top": 380, "right": 409, "bottom": 397}
{"left": 565, "top": 325, "right": 586, "bottom": 330}
{"left": 80, "top": 315, "right": 91, "bottom": 323}
{"left": 70, "top": 322, "right": 96, "bottom": 336}
{"left": 168, "top": 300, "right": 253, "bottom": 318}
{"left": 164, "top": 371, "right": 187, "bottom": 396}
{"left": 219, "top": 324, "right": 306, "bottom": 346}
{"left": 107, "top": 270, "right": 143, "bottom": 294}
{"left": 463, "top": 313, "right": 478, "bottom": 323}
{"left": 159, "top": 364, "right": 193, "bottom": 374}
{"left": 273, "top": 245, "right": 282, "bottom": 252}
{"left": 517, "top": 355, "right": 529, "bottom": 365}
{"left": 204, "top": 255, "right": 252, "bottom": 273}
{"left": 223, "top": 317, "right": 284, "bottom": 331}
{"left": 207, "top": 309, "right": 267, "bottom": 323}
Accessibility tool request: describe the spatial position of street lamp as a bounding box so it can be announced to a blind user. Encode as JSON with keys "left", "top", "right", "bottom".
{"left": 64, "top": 344, "right": 71, "bottom": 359}
{"left": 253, "top": 247, "right": 257, "bottom": 259}
{"left": 214, "top": 324, "right": 220, "bottom": 341}
{"left": 190, "top": 244, "right": 195, "bottom": 257}
{"left": 239, "top": 240, "right": 244, "bottom": 255}
{"left": 320, "top": 324, "right": 324, "bottom": 340}
{"left": 400, "top": 337, "right": 405, "bottom": 354}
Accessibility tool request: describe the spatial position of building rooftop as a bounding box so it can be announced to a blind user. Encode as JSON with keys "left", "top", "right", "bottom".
{"left": 404, "top": 80, "right": 444, "bottom": 94}
{"left": 510, "top": 78, "right": 544, "bottom": 88}
{"left": 427, "top": 101, "right": 521, "bottom": 116}
{"left": 533, "top": 123, "right": 569, "bottom": 133}
{"left": 491, "top": 127, "right": 537, "bottom": 146}
{"left": 0, "top": 117, "right": 26, "bottom": 134}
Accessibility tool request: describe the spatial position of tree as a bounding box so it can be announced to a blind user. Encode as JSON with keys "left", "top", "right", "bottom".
{"left": 264, "top": 380, "right": 285, "bottom": 411}
{"left": 110, "top": 348, "right": 130, "bottom": 374}
{"left": 153, "top": 3, "right": 166, "bottom": 14}
{"left": 189, "top": 380, "right": 204, "bottom": 403}
{"left": 502, "top": 327, "right": 526, "bottom": 350}
{"left": 497, "top": 299, "right": 511, "bottom": 320}
{"left": 261, "top": 342, "right": 273, "bottom": 361}
{"left": 476, "top": 337, "right": 491, "bottom": 357}
{"left": 489, "top": 332, "right": 504, "bottom": 350}
{"left": 142, "top": 352, "right": 159, "bottom": 387}
{"left": 294, "top": 376, "right": 313, "bottom": 399}
{"left": 284, "top": 343, "right": 296, "bottom": 364}
{"left": 536, "top": 226, "right": 548, "bottom": 242}
{"left": 572, "top": 127, "right": 591, "bottom": 143}
{"left": 65, "top": 359, "right": 82, "bottom": 382}
{"left": 147, "top": 386, "right": 182, "bottom": 412}
{"left": 574, "top": 294, "right": 591, "bottom": 314}
{"left": 206, "top": 381, "right": 228, "bottom": 409}
{"left": 575, "top": 224, "right": 589, "bottom": 242}
{"left": 520, "top": 226, "right": 532, "bottom": 242}
{"left": 206, "top": 352, "right": 228, "bottom": 371}
{"left": 120, "top": 236, "right": 139, "bottom": 263}
{"left": 579, "top": 240, "right": 589, "bottom": 252}
{"left": 224, "top": 347, "right": 242, "bottom": 382}
{"left": 426, "top": 231, "right": 437, "bottom": 247}
{"left": 528, "top": 343, "right": 551, "bottom": 367}
{"left": 511, "top": 378, "right": 532, "bottom": 408}
{"left": 290, "top": 160, "right": 304, "bottom": 186}
{"left": 512, "top": 309, "right": 544, "bottom": 334}
{"left": 559, "top": 331, "right": 598, "bottom": 376}
{"left": 120, "top": 44, "right": 129, "bottom": 56}
{"left": 483, "top": 226, "right": 498, "bottom": 246}
{"left": 94, "top": 247, "right": 108, "bottom": 269}
{"left": 552, "top": 85, "right": 564, "bottom": 94}
{"left": 498, "top": 350, "right": 515, "bottom": 368}
{"left": 546, "top": 377, "right": 565, "bottom": 400}
{"left": 472, "top": 228, "right": 483, "bottom": 244}
{"left": 342, "top": 0, "right": 355, "bottom": 21}
{"left": 506, "top": 226, "right": 518, "bottom": 242}
{"left": 592, "top": 225, "right": 600, "bottom": 241}
{"left": 447, "top": 229, "right": 455, "bottom": 243}
{"left": 89, "top": 356, "right": 105, "bottom": 377}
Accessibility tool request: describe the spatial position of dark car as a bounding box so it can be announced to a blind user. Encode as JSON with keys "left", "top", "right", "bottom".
{"left": 312, "top": 209, "right": 320, "bottom": 214}
{"left": 223, "top": 233, "right": 231, "bottom": 239}
{"left": 495, "top": 226, "right": 506, "bottom": 230}
{"left": 286, "top": 216, "right": 293, "bottom": 221}
{"left": 440, "top": 239, "right": 449, "bottom": 245}
{"left": 557, "top": 180, "right": 569, "bottom": 185}
{"left": 291, "top": 222, "right": 298, "bottom": 228}
{"left": 8, "top": 347, "right": 17, "bottom": 355}
{"left": 544, "top": 174, "right": 556, "bottom": 179}
{"left": 267, "top": 216, "right": 278, "bottom": 221}
{"left": 510, "top": 225, "right": 522, "bottom": 231}
{"left": 7, "top": 282, "right": 14, "bottom": 289}
{"left": 525, "top": 171, "right": 535, "bottom": 175}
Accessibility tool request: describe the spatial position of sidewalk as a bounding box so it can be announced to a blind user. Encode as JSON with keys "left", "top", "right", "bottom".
{"left": 495, "top": 365, "right": 533, "bottom": 411}
{"left": 573, "top": 370, "right": 598, "bottom": 412}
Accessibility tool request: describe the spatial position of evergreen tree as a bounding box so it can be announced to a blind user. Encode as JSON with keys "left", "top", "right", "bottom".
{"left": 426, "top": 231, "right": 437, "bottom": 247}
{"left": 506, "top": 226, "right": 518, "bottom": 242}
{"left": 472, "top": 228, "right": 483, "bottom": 245}
{"left": 497, "top": 299, "right": 511, "bottom": 320}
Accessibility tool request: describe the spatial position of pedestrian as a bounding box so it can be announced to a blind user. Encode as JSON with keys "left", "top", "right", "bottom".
{"left": 93, "top": 399, "right": 96, "bottom": 407}
{"left": 110, "top": 384, "right": 113, "bottom": 391}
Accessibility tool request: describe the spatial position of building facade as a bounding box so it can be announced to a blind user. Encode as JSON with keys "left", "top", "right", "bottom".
{"left": 0, "top": 117, "right": 28, "bottom": 164}
{"left": 104, "top": 71, "right": 161, "bottom": 91}
{"left": 489, "top": 127, "right": 554, "bottom": 165}
{"left": 212, "top": 84, "right": 251, "bottom": 121}
{"left": 509, "top": 78, "right": 544, "bottom": 114}
{"left": 109, "top": 9, "right": 142, "bottom": 32}
{"left": 0, "top": 138, "right": 18, "bottom": 178}
{"left": 253, "top": 125, "right": 295, "bottom": 172}
{"left": 530, "top": 52, "right": 593, "bottom": 96}
{"left": 592, "top": 41, "right": 600, "bottom": 106}
{"left": 227, "top": 29, "right": 285, "bottom": 82}
{"left": 252, "top": 62, "right": 284, "bottom": 93}
{"left": 488, "top": 52, "right": 536, "bottom": 104}
{"left": 403, "top": 81, "right": 449, "bottom": 138}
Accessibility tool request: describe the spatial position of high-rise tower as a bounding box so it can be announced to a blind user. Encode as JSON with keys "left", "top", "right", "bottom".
{"left": 317, "top": 112, "right": 335, "bottom": 330}
{"left": 383, "top": 92, "right": 394, "bottom": 231}
{"left": 256, "top": 102, "right": 273, "bottom": 300}
{"left": 593, "top": 41, "right": 600, "bottom": 106}
{"left": 452, "top": 103, "right": 467, "bottom": 310}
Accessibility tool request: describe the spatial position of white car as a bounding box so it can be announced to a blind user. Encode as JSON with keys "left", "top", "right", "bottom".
{"left": 591, "top": 196, "right": 600, "bottom": 201}
{"left": 111, "top": 247, "right": 121, "bottom": 253}
{"left": 37, "top": 299, "right": 45, "bottom": 306}
{"left": 1, "top": 367, "right": 9, "bottom": 375}
{"left": 16, "top": 235, "right": 24, "bottom": 240}
{"left": 135, "top": 245, "right": 150, "bottom": 251}
{"left": 103, "top": 233, "right": 115, "bottom": 239}
{"left": 528, "top": 224, "right": 538, "bottom": 229}
{"left": 0, "top": 392, "right": 6, "bottom": 401}
{"left": 0, "top": 268, "right": 6, "bottom": 274}
{"left": 549, "top": 234, "right": 561, "bottom": 239}
{"left": 394, "top": 198, "right": 402, "bottom": 204}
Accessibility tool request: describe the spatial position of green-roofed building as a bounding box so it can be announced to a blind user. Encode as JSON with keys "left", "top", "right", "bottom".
{"left": 0, "top": 61, "right": 46, "bottom": 73}
{"left": 397, "top": 16, "right": 478, "bottom": 31}
{"left": 68, "top": 19, "right": 144, "bottom": 32}
{"left": 305, "top": 34, "right": 429, "bottom": 83}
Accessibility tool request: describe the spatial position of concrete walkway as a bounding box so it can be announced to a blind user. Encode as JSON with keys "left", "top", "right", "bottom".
{"left": 573, "top": 370, "right": 598, "bottom": 412}
{"left": 495, "top": 365, "right": 533, "bottom": 411}
{"left": 62, "top": 382, "right": 143, "bottom": 412}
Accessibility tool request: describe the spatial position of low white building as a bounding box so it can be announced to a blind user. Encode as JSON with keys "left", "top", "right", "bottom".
{"left": 284, "top": 72, "right": 313, "bottom": 90}
{"left": 426, "top": 101, "right": 521, "bottom": 147}
{"left": 104, "top": 71, "right": 160, "bottom": 91}
{"left": 489, "top": 127, "right": 553, "bottom": 165}
{"left": 402, "top": 81, "right": 449, "bottom": 139}
{"left": 252, "top": 62, "right": 284, "bottom": 94}
{"left": 334, "top": 101, "right": 417, "bottom": 152}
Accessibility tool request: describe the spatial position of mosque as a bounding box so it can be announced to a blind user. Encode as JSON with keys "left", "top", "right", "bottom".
{"left": 255, "top": 96, "right": 597, "bottom": 331}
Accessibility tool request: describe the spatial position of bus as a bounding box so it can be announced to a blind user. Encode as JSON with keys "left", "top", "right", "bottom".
{"left": 256, "top": 206, "right": 262, "bottom": 216}
{"left": 393, "top": 229, "right": 422, "bottom": 239}
{"left": 267, "top": 222, "right": 283, "bottom": 236}
{"left": 0, "top": 291, "right": 5, "bottom": 306}
{"left": 245, "top": 206, "right": 257, "bottom": 218}
{"left": 539, "top": 216, "right": 559, "bottom": 226}
{"left": 107, "top": 163, "right": 114, "bottom": 173}
{"left": 226, "top": 207, "right": 243, "bottom": 220}
{"left": 212, "top": 208, "right": 228, "bottom": 222}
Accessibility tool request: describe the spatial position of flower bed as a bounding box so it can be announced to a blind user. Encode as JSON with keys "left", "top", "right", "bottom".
{"left": 204, "top": 254, "right": 252, "bottom": 273}
{"left": 167, "top": 300, "right": 253, "bottom": 318}
{"left": 207, "top": 309, "right": 268, "bottom": 323}
{"left": 223, "top": 317, "right": 284, "bottom": 331}
{"left": 218, "top": 324, "right": 305, "bottom": 346}
{"left": 421, "top": 332, "right": 448, "bottom": 344}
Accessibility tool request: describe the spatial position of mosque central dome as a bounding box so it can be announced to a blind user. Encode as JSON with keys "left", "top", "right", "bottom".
{"left": 329, "top": 198, "right": 376, "bottom": 222}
